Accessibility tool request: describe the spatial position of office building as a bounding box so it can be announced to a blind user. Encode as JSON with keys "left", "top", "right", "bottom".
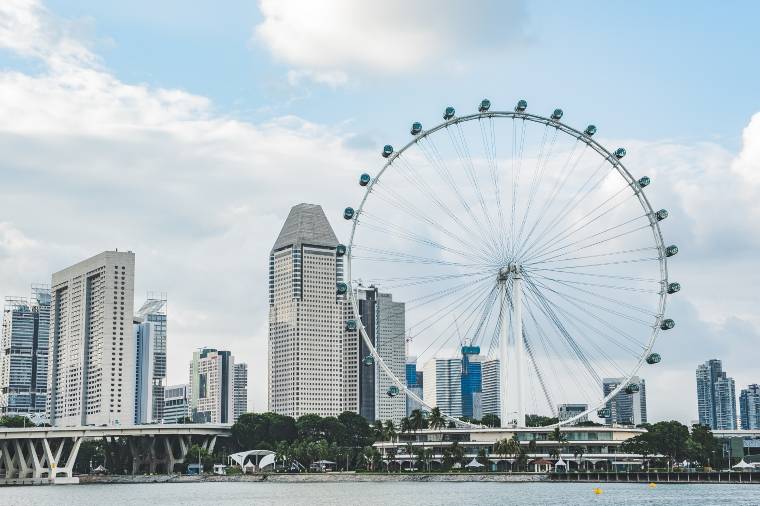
{"left": 423, "top": 358, "right": 462, "bottom": 417}
{"left": 480, "top": 358, "right": 500, "bottom": 419}
{"left": 356, "top": 288, "right": 377, "bottom": 421}
{"left": 233, "top": 362, "right": 248, "bottom": 422}
{"left": 0, "top": 286, "right": 50, "bottom": 417}
{"left": 461, "top": 346, "right": 482, "bottom": 420}
{"left": 163, "top": 384, "right": 190, "bottom": 423}
{"left": 48, "top": 251, "right": 136, "bottom": 426}
{"left": 739, "top": 384, "right": 760, "bottom": 430}
{"left": 188, "top": 348, "right": 234, "bottom": 423}
{"left": 375, "top": 291, "right": 406, "bottom": 423}
{"left": 696, "top": 359, "right": 737, "bottom": 430}
{"left": 558, "top": 403, "right": 588, "bottom": 424}
{"left": 135, "top": 294, "right": 167, "bottom": 422}
{"left": 268, "top": 203, "right": 351, "bottom": 417}
{"left": 133, "top": 317, "right": 154, "bottom": 424}
{"left": 602, "top": 376, "right": 647, "bottom": 425}
{"left": 405, "top": 358, "right": 424, "bottom": 416}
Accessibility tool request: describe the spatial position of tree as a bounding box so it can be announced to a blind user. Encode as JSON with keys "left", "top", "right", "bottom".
{"left": 319, "top": 416, "right": 347, "bottom": 445}
{"left": 187, "top": 444, "right": 213, "bottom": 473}
{"left": 400, "top": 416, "right": 412, "bottom": 436}
{"left": 549, "top": 427, "right": 568, "bottom": 460}
{"left": 526, "top": 414, "right": 559, "bottom": 427}
{"left": 450, "top": 441, "right": 465, "bottom": 468}
{"left": 232, "top": 412, "right": 298, "bottom": 451}
{"left": 297, "top": 413, "right": 325, "bottom": 441}
{"left": 384, "top": 420, "right": 397, "bottom": 443}
{"left": 481, "top": 414, "right": 500, "bottom": 427}
{"left": 0, "top": 415, "right": 29, "bottom": 428}
{"left": 571, "top": 445, "right": 585, "bottom": 471}
{"left": 429, "top": 407, "right": 445, "bottom": 429}
{"left": 409, "top": 409, "right": 427, "bottom": 432}
{"left": 74, "top": 440, "right": 105, "bottom": 474}
{"left": 338, "top": 411, "right": 373, "bottom": 447}
{"left": 688, "top": 424, "right": 721, "bottom": 468}
{"left": 371, "top": 420, "right": 385, "bottom": 440}
{"left": 477, "top": 448, "right": 489, "bottom": 468}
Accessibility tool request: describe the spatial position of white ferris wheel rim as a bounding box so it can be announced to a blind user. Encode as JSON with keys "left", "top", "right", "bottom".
{"left": 345, "top": 107, "right": 670, "bottom": 428}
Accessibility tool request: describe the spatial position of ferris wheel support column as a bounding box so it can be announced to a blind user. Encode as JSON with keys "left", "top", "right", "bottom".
{"left": 499, "top": 263, "right": 525, "bottom": 429}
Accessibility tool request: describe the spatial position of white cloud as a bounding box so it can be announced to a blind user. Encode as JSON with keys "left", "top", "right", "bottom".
{"left": 254, "top": 0, "right": 527, "bottom": 85}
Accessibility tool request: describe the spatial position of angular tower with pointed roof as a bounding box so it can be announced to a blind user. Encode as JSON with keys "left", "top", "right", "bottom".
{"left": 268, "top": 203, "right": 358, "bottom": 417}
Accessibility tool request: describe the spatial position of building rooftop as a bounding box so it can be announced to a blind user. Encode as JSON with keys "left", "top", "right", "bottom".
{"left": 272, "top": 203, "right": 338, "bottom": 252}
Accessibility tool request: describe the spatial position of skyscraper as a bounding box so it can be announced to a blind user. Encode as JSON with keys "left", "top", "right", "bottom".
{"left": 356, "top": 288, "right": 377, "bottom": 421}
{"left": 558, "top": 404, "right": 589, "bottom": 424}
{"left": 0, "top": 285, "right": 50, "bottom": 417}
{"left": 460, "top": 346, "right": 482, "bottom": 419}
{"left": 696, "top": 359, "right": 737, "bottom": 430}
{"left": 480, "top": 358, "right": 500, "bottom": 419}
{"left": 163, "top": 383, "right": 190, "bottom": 423}
{"left": 133, "top": 317, "right": 154, "bottom": 424}
{"left": 405, "top": 357, "right": 423, "bottom": 416}
{"left": 188, "top": 348, "right": 234, "bottom": 423}
{"left": 135, "top": 294, "right": 167, "bottom": 422}
{"left": 602, "top": 376, "right": 647, "bottom": 425}
{"left": 48, "top": 250, "right": 136, "bottom": 427}
{"left": 233, "top": 362, "right": 248, "bottom": 422}
{"left": 739, "top": 384, "right": 760, "bottom": 430}
{"left": 375, "top": 292, "right": 406, "bottom": 423}
{"left": 268, "top": 203, "right": 351, "bottom": 417}
{"left": 423, "top": 358, "right": 462, "bottom": 417}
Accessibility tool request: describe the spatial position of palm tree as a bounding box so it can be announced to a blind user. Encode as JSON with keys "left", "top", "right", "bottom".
{"left": 509, "top": 435, "right": 523, "bottom": 472}
{"left": 450, "top": 441, "right": 465, "bottom": 468}
{"left": 372, "top": 420, "right": 384, "bottom": 441}
{"left": 410, "top": 409, "right": 425, "bottom": 432}
{"left": 550, "top": 427, "right": 568, "bottom": 460}
{"left": 400, "top": 416, "right": 412, "bottom": 436}
{"left": 429, "top": 407, "right": 445, "bottom": 430}
{"left": 384, "top": 420, "right": 397, "bottom": 443}
{"left": 572, "top": 446, "right": 585, "bottom": 472}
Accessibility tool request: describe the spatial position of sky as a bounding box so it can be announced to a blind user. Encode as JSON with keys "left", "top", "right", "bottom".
{"left": 0, "top": 0, "right": 758, "bottom": 423}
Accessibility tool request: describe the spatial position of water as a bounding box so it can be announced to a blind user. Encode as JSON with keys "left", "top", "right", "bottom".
{"left": 1, "top": 482, "right": 757, "bottom": 505}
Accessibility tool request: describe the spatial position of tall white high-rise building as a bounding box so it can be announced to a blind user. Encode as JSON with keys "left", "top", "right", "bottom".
{"left": 233, "top": 362, "right": 248, "bottom": 422}
{"left": 1, "top": 285, "right": 50, "bottom": 417}
{"left": 696, "top": 359, "right": 737, "bottom": 430}
{"left": 48, "top": 251, "right": 136, "bottom": 426}
{"left": 268, "top": 203, "right": 352, "bottom": 418}
{"left": 481, "top": 359, "right": 500, "bottom": 418}
{"left": 135, "top": 294, "right": 167, "bottom": 422}
{"left": 133, "top": 317, "right": 155, "bottom": 424}
{"left": 375, "top": 292, "right": 406, "bottom": 423}
{"left": 423, "top": 357, "right": 462, "bottom": 417}
{"left": 188, "top": 348, "right": 234, "bottom": 423}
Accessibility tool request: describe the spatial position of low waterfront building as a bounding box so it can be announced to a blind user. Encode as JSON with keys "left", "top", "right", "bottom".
{"left": 374, "top": 426, "right": 646, "bottom": 471}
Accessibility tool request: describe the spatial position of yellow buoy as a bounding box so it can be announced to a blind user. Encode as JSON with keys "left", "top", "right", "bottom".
{"left": 593, "top": 487, "right": 603, "bottom": 495}
{"left": 649, "top": 482, "right": 656, "bottom": 488}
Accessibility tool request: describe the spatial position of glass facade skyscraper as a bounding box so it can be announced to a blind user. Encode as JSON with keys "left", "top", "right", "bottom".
{"left": 602, "top": 376, "right": 647, "bottom": 425}
{"left": 460, "top": 346, "right": 482, "bottom": 419}
{"left": 135, "top": 294, "right": 167, "bottom": 422}
{"left": 0, "top": 285, "right": 50, "bottom": 417}
{"left": 739, "top": 384, "right": 760, "bottom": 430}
{"left": 696, "top": 359, "right": 737, "bottom": 430}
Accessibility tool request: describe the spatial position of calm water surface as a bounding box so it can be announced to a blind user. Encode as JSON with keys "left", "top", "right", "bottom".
{"left": 1, "top": 482, "right": 758, "bottom": 505}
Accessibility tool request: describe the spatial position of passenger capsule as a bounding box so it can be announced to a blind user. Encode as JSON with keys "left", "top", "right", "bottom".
{"left": 625, "top": 384, "right": 640, "bottom": 394}
{"left": 344, "top": 207, "right": 355, "bottom": 220}
{"left": 336, "top": 244, "right": 346, "bottom": 256}
{"left": 479, "top": 99, "right": 491, "bottom": 112}
{"left": 359, "top": 173, "right": 371, "bottom": 186}
{"left": 655, "top": 209, "right": 669, "bottom": 221}
{"left": 667, "top": 282, "right": 681, "bottom": 294}
{"left": 443, "top": 106, "right": 456, "bottom": 120}
{"left": 551, "top": 108, "right": 563, "bottom": 120}
{"left": 515, "top": 99, "right": 528, "bottom": 112}
{"left": 597, "top": 408, "right": 611, "bottom": 418}
{"left": 410, "top": 122, "right": 423, "bottom": 135}
{"left": 665, "top": 245, "right": 678, "bottom": 257}
{"left": 584, "top": 125, "right": 597, "bottom": 136}
{"left": 660, "top": 318, "right": 675, "bottom": 330}
{"left": 337, "top": 282, "right": 348, "bottom": 295}
{"left": 638, "top": 176, "right": 651, "bottom": 188}
{"left": 345, "top": 319, "right": 357, "bottom": 331}
{"left": 363, "top": 355, "right": 375, "bottom": 367}
{"left": 614, "top": 148, "right": 627, "bottom": 159}
{"left": 646, "top": 353, "right": 661, "bottom": 364}
{"left": 382, "top": 145, "right": 394, "bottom": 158}
{"left": 387, "top": 385, "right": 400, "bottom": 397}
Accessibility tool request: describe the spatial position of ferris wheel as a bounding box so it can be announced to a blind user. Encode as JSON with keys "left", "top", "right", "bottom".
{"left": 342, "top": 99, "right": 679, "bottom": 428}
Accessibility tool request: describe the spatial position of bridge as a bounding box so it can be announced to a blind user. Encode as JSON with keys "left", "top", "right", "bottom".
{"left": 0, "top": 424, "right": 231, "bottom": 484}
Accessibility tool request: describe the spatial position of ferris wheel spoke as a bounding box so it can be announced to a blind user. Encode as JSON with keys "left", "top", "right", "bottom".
{"left": 520, "top": 182, "right": 635, "bottom": 262}
{"left": 526, "top": 272, "right": 659, "bottom": 294}
{"left": 357, "top": 212, "right": 496, "bottom": 266}
{"left": 522, "top": 302, "right": 569, "bottom": 408}
{"left": 392, "top": 155, "right": 492, "bottom": 253}
{"left": 510, "top": 118, "right": 528, "bottom": 259}
{"left": 522, "top": 284, "right": 602, "bottom": 401}
{"left": 352, "top": 245, "right": 494, "bottom": 268}
{"left": 418, "top": 135, "right": 501, "bottom": 258}
{"left": 526, "top": 274, "right": 656, "bottom": 327}
{"left": 361, "top": 271, "right": 495, "bottom": 290}
{"left": 514, "top": 125, "right": 559, "bottom": 255}
{"left": 523, "top": 280, "right": 639, "bottom": 376}
{"left": 518, "top": 156, "right": 612, "bottom": 259}
{"left": 479, "top": 117, "right": 508, "bottom": 259}
{"left": 518, "top": 140, "right": 587, "bottom": 254}
{"left": 447, "top": 124, "right": 503, "bottom": 256}
{"left": 522, "top": 325, "right": 557, "bottom": 416}
{"left": 526, "top": 218, "right": 652, "bottom": 265}
{"left": 525, "top": 246, "right": 660, "bottom": 269}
